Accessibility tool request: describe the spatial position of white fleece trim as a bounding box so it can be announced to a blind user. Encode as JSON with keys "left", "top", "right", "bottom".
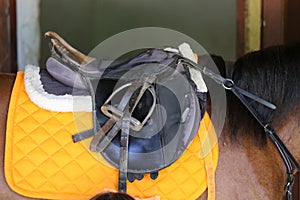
{"left": 24, "top": 65, "right": 92, "bottom": 112}
{"left": 178, "top": 43, "right": 208, "bottom": 92}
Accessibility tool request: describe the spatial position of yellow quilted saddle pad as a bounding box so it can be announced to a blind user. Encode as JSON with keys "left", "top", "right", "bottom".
{"left": 5, "top": 72, "right": 218, "bottom": 200}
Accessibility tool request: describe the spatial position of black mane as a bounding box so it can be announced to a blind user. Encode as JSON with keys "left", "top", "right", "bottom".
{"left": 228, "top": 43, "right": 300, "bottom": 145}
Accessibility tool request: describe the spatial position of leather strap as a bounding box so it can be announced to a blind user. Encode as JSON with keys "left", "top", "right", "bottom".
{"left": 90, "top": 119, "right": 117, "bottom": 152}
{"left": 72, "top": 128, "right": 95, "bottom": 143}
{"left": 90, "top": 83, "right": 138, "bottom": 152}
{"left": 117, "top": 76, "right": 156, "bottom": 192}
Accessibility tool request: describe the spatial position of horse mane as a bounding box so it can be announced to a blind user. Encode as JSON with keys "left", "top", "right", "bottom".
{"left": 228, "top": 43, "right": 300, "bottom": 146}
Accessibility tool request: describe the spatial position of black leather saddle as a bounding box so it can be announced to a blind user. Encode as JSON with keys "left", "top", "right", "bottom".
{"left": 45, "top": 32, "right": 207, "bottom": 192}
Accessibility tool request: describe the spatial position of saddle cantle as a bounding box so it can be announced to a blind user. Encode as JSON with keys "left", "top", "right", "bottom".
{"left": 45, "top": 32, "right": 208, "bottom": 192}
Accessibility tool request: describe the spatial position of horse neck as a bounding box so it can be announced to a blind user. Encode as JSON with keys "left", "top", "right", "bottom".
{"left": 273, "top": 110, "right": 300, "bottom": 169}
{"left": 215, "top": 120, "right": 287, "bottom": 199}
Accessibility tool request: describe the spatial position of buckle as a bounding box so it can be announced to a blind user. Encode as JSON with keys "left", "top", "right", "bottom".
{"left": 284, "top": 174, "right": 294, "bottom": 200}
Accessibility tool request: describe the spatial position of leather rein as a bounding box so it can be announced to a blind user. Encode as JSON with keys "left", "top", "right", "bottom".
{"left": 179, "top": 57, "right": 300, "bottom": 200}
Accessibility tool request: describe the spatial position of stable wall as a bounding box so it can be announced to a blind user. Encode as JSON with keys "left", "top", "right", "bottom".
{"left": 39, "top": 0, "right": 237, "bottom": 66}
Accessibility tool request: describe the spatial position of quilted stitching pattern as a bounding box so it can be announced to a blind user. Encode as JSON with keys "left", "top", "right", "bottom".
{"left": 5, "top": 72, "right": 218, "bottom": 200}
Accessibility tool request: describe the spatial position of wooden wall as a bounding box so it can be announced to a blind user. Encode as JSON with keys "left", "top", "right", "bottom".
{"left": 0, "top": 0, "right": 17, "bottom": 73}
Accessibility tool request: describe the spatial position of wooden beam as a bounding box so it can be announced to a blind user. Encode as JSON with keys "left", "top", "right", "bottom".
{"left": 245, "top": 0, "right": 262, "bottom": 53}
{"left": 261, "top": 0, "right": 285, "bottom": 48}
{"left": 285, "top": 0, "right": 300, "bottom": 44}
{"left": 0, "top": 0, "right": 17, "bottom": 73}
{"left": 236, "top": 0, "right": 246, "bottom": 57}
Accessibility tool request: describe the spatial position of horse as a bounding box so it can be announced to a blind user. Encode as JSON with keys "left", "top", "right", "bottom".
{"left": 0, "top": 43, "right": 300, "bottom": 200}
